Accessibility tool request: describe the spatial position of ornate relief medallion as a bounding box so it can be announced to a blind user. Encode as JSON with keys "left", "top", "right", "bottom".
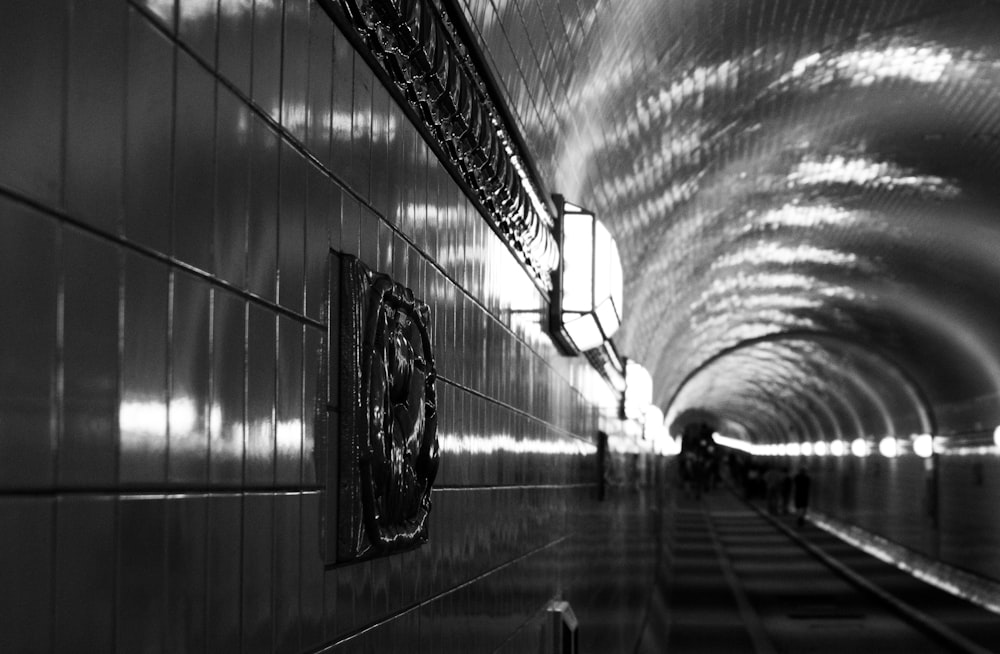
{"left": 335, "top": 255, "right": 439, "bottom": 562}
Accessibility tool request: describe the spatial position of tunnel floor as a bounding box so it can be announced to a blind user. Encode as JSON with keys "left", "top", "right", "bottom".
{"left": 661, "top": 489, "right": 1000, "bottom": 653}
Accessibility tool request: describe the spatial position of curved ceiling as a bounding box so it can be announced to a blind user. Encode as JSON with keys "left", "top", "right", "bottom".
{"left": 459, "top": 0, "right": 1000, "bottom": 442}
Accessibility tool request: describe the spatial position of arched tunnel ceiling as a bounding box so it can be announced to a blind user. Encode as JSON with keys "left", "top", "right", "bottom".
{"left": 460, "top": 0, "right": 1000, "bottom": 442}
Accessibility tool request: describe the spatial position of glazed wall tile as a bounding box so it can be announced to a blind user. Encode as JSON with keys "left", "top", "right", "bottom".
{"left": 276, "top": 317, "right": 305, "bottom": 486}
{"left": 60, "top": 224, "right": 120, "bottom": 488}
{"left": 279, "top": 143, "right": 308, "bottom": 313}
{"left": 66, "top": 0, "right": 126, "bottom": 234}
{"left": 178, "top": 0, "right": 217, "bottom": 63}
{"left": 169, "top": 272, "right": 212, "bottom": 485}
{"left": 242, "top": 492, "right": 275, "bottom": 654}
{"left": 173, "top": 51, "right": 217, "bottom": 274}
{"left": 214, "top": 83, "right": 252, "bottom": 288}
{"left": 217, "top": 0, "right": 253, "bottom": 95}
{"left": 246, "top": 304, "right": 277, "bottom": 487}
{"left": 348, "top": 55, "right": 373, "bottom": 201}
{"left": 248, "top": 116, "right": 280, "bottom": 301}
{"left": 275, "top": 492, "right": 304, "bottom": 654}
{"left": 252, "top": 0, "right": 283, "bottom": 124}
{"left": 117, "top": 495, "right": 167, "bottom": 653}
{"left": 54, "top": 495, "right": 116, "bottom": 652}
{"left": 165, "top": 494, "right": 208, "bottom": 652}
{"left": 0, "top": 203, "right": 57, "bottom": 489}
{"left": 125, "top": 7, "right": 174, "bottom": 253}
{"left": 0, "top": 0, "right": 64, "bottom": 206}
{"left": 306, "top": 167, "right": 332, "bottom": 322}
{"left": 300, "top": 492, "right": 326, "bottom": 650}
{"left": 306, "top": 1, "right": 335, "bottom": 171}
{"left": 210, "top": 290, "right": 247, "bottom": 486}
{"left": 206, "top": 494, "right": 243, "bottom": 651}
{"left": 120, "top": 252, "right": 170, "bottom": 486}
{"left": 0, "top": 497, "right": 53, "bottom": 653}
{"left": 0, "top": 4, "right": 648, "bottom": 653}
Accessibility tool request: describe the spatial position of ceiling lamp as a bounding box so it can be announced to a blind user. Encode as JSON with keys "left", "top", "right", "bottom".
{"left": 912, "top": 433, "right": 934, "bottom": 458}
{"left": 549, "top": 194, "right": 624, "bottom": 354}
{"left": 644, "top": 405, "right": 666, "bottom": 442}
{"left": 879, "top": 436, "right": 899, "bottom": 458}
{"left": 623, "top": 360, "right": 653, "bottom": 422}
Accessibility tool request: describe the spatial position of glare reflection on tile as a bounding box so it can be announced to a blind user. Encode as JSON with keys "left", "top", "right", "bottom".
{"left": 437, "top": 432, "right": 596, "bottom": 457}
{"left": 785, "top": 156, "right": 961, "bottom": 198}
{"left": 712, "top": 243, "right": 863, "bottom": 270}
{"left": 778, "top": 42, "right": 975, "bottom": 90}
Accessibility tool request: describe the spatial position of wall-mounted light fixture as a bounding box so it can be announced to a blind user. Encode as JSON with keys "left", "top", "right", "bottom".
{"left": 583, "top": 338, "right": 626, "bottom": 397}
{"left": 550, "top": 194, "right": 624, "bottom": 355}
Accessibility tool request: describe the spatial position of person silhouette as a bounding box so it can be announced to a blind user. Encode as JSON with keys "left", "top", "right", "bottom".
{"left": 793, "top": 468, "right": 812, "bottom": 527}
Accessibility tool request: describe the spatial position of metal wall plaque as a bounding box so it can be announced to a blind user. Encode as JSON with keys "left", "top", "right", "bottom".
{"left": 334, "top": 254, "right": 439, "bottom": 563}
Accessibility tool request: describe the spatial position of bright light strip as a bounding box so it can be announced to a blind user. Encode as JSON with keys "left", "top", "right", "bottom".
{"left": 780, "top": 44, "right": 961, "bottom": 89}
{"left": 812, "top": 512, "right": 1000, "bottom": 616}
{"left": 712, "top": 432, "right": 755, "bottom": 455}
{"left": 879, "top": 436, "right": 899, "bottom": 458}
{"left": 994, "top": 425, "right": 1000, "bottom": 448}
{"left": 787, "top": 156, "right": 960, "bottom": 197}
{"left": 438, "top": 433, "right": 597, "bottom": 456}
{"left": 716, "top": 436, "right": 947, "bottom": 458}
{"left": 752, "top": 203, "right": 857, "bottom": 230}
{"left": 713, "top": 243, "right": 860, "bottom": 270}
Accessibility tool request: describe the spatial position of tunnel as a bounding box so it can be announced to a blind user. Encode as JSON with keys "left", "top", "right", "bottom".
{"left": 3, "top": 0, "right": 1000, "bottom": 651}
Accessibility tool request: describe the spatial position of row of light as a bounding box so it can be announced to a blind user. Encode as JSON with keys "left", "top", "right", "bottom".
{"left": 727, "top": 426, "right": 1000, "bottom": 458}
{"left": 748, "top": 435, "right": 937, "bottom": 458}
{"left": 713, "top": 433, "right": 954, "bottom": 459}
